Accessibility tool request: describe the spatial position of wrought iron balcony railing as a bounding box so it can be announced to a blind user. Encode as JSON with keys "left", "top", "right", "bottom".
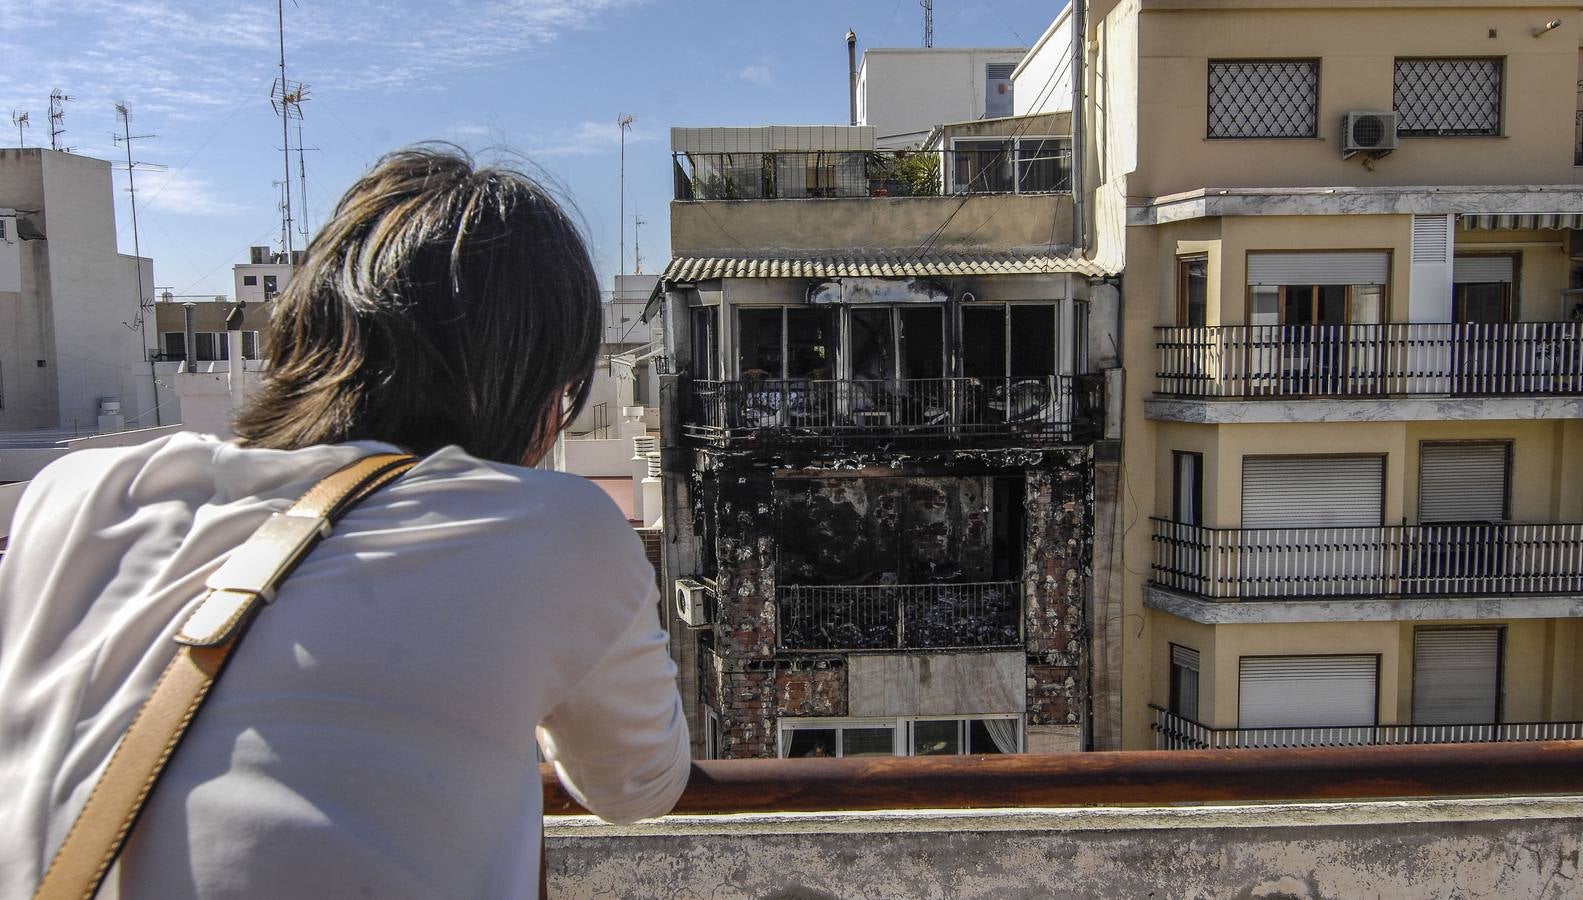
{"left": 672, "top": 147, "right": 1073, "bottom": 201}
{"left": 1152, "top": 705, "right": 1583, "bottom": 751}
{"left": 1155, "top": 322, "right": 1583, "bottom": 399}
{"left": 777, "top": 581, "right": 1023, "bottom": 652}
{"left": 1151, "top": 519, "right": 1583, "bottom": 600}
{"left": 686, "top": 375, "right": 1100, "bottom": 445}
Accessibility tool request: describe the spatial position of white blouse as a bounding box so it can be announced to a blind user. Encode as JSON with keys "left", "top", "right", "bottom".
{"left": 0, "top": 433, "right": 688, "bottom": 898}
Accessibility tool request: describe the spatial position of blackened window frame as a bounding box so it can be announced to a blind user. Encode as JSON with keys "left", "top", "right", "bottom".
{"left": 1206, "top": 59, "right": 1321, "bottom": 140}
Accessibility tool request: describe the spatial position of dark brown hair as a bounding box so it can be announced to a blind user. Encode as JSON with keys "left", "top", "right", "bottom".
{"left": 234, "top": 145, "right": 600, "bottom": 464}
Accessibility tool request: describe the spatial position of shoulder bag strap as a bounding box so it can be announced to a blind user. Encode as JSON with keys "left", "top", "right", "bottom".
{"left": 34, "top": 452, "right": 418, "bottom": 900}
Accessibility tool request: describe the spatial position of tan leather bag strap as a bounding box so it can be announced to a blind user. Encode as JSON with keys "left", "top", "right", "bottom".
{"left": 34, "top": 452, "right": 418, "bottom": 900}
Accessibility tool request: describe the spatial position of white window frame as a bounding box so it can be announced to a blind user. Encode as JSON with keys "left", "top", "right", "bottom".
{"left": 777, "top": 715, "right": 1022, "bottom": 758}
{"left": 704, "top": 708, "right": 721, "bottom": 760}
{"left": 946, "top": 136, "right": 1072, "bottom": 194}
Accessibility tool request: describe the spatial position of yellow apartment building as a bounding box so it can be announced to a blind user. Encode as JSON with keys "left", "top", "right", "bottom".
{"left": 1074, "top": 0, "right": 1583, "bottom": 749}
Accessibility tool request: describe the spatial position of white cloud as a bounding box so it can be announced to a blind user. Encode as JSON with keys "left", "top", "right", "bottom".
{"left": 737, "top": 64, "right": 772, "bottom": 86}
{"left": 141, "top": 170, "right": 239, "bottom": 216}
{"left": 527, "top": 120, "right": 657, "bottom": 156}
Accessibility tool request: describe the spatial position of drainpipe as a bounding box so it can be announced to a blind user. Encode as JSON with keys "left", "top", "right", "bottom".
{"left": 1069, "top": 0, "right": 1086, "bottom": 253}
{"left": 847, "top": 30, "right": 859, "bottom": 126}
{"left": 181, "top": 303, "right": 197, "bottom": 374}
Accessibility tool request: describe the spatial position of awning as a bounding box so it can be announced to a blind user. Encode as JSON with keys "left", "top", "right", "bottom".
{"left": 1460, "top": 213, "right": 1583, "bottom": 231}
{"left": 659, "top": 251, "right": 1108, "bottom": 281}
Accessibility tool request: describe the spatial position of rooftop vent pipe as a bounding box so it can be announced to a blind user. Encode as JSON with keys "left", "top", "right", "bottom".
{"left": 847, "top": 30, "right": 858, "bottom": 126}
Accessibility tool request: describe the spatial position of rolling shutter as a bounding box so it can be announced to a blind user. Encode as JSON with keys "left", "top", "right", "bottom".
{"left": 1452, "top": 256, "right": 1514, "bottom": 284}
{"left": 1239, "top": 655, "right": 1378, "bottom": 728}
{"left": 1247, "top": 252, "right": 1390, "bottom": 286}
{"left": 1419, "top": 443, "right": 1508, "bottom": 523}
{"left": 1412, "top": 629, "right": 1500, "bottom": 725}
{"left": 1241, "top": 456, "right": 1384, "bottom": 528}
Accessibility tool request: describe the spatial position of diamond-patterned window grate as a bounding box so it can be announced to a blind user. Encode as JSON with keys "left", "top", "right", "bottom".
{"left": 1394, "top": 58, "right": 1503, "bottom": 136}
{"left": 1207, "top": 60, "right": 1319, "bottom": 139}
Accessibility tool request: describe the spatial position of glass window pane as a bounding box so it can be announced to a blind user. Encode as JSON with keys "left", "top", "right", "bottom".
{"left": 242, "top": 332, "right": 259, "bottom": 360}
{"left": 1351, "top": 285, "right": 1383, "bottom": 325}
{"left": 692, "top": 307, "right": 719, "bottom": 379}
{"left": 962, "top": 306, "right": 1007, "bottom": 378}
{"left": 1317, "top": 285, "right": 1347, "bottom": 326}
{"left": 841, "top": 726, "right": 896, "bottom": 757}
{"left": 899, "top": 307, "right": 944, "bottom": 380}
{"left": 1009, "top": 306, "right": 1056, "bottom": 377}
{"left": 785, "top": 308, "right": 836, "bottom": 379}
{"left": 968, "top": 719, "right": 1017, "bottom": 753}
{"left": 1454, "top": 284, "right": 1509, "bottom": 324}
{"left": 912, "top": 720, "right": 961, "bottom": 756}
{"left": 850, "top": 307, "right": 895, "bottom": 381}
{"left": 952, "top": 140, "right": 1013, "bottom": 192}
{"left": 1282, "top": 286, "right": 1315, "bottom": 325}
{"left": 1015, "top": 139, "right": 1071, "bottom": 192}
{"left": 786, "top": 728, "right": 837, "bottom": 758}
{"left": 1250, "top": 287, "right": 1280, "bottom": 326}
{"left": 737, "top": 308, "right": 783, "bottom": 378}
{"left": 1180, "top": 257, "right": 1208, "bottom": 327}
{"left": 163, "top": 333, "right": 185, "bottom": 357}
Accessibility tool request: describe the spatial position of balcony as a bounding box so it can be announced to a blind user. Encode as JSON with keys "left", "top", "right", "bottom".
{"left": 777, "top": 581, "right": 1022, "bottom": 652}
{"left": 1155, "top": 322, "right": 1583, "bottom": 399}
{"left": 1152, "top": 705, "right": 1583, "bottom": 750}
{"left": 1150, "top": 519, "right": 1583, "bottom": 601}
{"left": 673, "top": 148, "right": 1071, "bottom": 201}
{"left": 685, "top": 375, "right": 1102, "bottom": 447}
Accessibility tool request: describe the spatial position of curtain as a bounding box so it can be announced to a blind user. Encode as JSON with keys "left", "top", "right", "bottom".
{"left": 983, "top": 718, "right": 1019, "bottom": 754}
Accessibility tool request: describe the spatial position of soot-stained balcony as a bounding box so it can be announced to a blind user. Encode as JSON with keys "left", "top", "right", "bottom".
{"left": 776, "top": 581, "right": 1024, "bottom": 652}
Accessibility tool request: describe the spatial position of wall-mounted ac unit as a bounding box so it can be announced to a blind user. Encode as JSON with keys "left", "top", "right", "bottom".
{"left": 674, "top": 578, "right": 714, "bottom": 628}
{"left": 1342, "top": 111, "right": 1399, "bottom": 155}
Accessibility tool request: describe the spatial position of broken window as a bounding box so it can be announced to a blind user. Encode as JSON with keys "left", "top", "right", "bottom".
{"left": 849, "top": 307, "right": 895, "bottom": 382}
{"left": 899, "top": 307, "right": 944, "bottom": 379}
{"left": 961, "top": 306, "right": 1007, "bottom": 378}
{"left": 736, "top": 307, "right": 834, "bottom": 380}
{"left": 785, "top": 308, "right": 835, "bottom": 379}
{"left": 1009, "top": 306, "right": 1056, "bottom": 377}
{"left": 736, "top": 308, "right": 783, "bottom": 379}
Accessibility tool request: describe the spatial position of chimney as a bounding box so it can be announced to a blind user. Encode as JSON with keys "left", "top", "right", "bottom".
{"left": 846, "top": 30, "right": 859, "bottom": 127}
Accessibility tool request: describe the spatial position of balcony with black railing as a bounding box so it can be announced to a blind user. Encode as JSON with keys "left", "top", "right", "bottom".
{"left": 1155, "top": 322, "right": 1583, "bottom": 399}
{"left": 776, "top": 581, "right": 1023, "bottom": 652}
{"left": 1150, "top": 518, "right": 1583, "bottom": 601}
{"left": 1151, "top": 705, "right": 1583, "bottom": 751}
{"left": 685, "top": 375, "right": 1103, "bottom": 447}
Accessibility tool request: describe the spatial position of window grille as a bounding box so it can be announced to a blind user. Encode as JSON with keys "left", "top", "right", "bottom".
{"left": 1207, "top": 60, "right": 1318, "bottom": 138}
{"left": 1394, "top": 59, "right": 1502, "bottom": 136}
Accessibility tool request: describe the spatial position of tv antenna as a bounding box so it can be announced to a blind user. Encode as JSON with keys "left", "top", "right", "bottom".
{"left": 48, "top": 90, "right": 74, "bottom": 151}
{"left": 633, "top": 214, "right": 646, "bottom": 275}
{"left": 10, "top": 111, "right": 28, "bottom": 147}
{"left": 921, "top": 0, "right": 933, "bottom": 47}
{"left": 276, "top": 81, "right": 314, "bottom": 244}
{"left": 270, "top": 0, "right": 299, "bottom": 258}
{"left": 618, "top": 114, "right": 635, "bottom": 276}
{"left": 112, "top": 102, "right": 165, "bottom": 341}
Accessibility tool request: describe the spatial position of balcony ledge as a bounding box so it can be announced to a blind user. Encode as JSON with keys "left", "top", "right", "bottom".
{"left": 546, "top": 796, "right": 1583, "bottom": 898}
{"left": 1145, "top": 394, "right": 1583, "bottom": 424}
{"left": 1145, "top": 584, "right": 1583, "bottom": 625}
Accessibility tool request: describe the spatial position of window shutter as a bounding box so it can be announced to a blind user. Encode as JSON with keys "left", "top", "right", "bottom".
{"left": 1419, "top": 443, "right": 1508, "bottom": 523}
{"left": 1451, "top": 256, "right": 1514, "bottom": 284}
{"left": 1241, "top": 456, "right": 1384, "bottom": 528}
{"left": 1246, "top": 252, "right": 1389, "bottom": 285}
{"left": 1239, "top": 655, "right": 1377, "bottom": 728}
{"left": 1412, "top": 629, "right": 1500, "bottom": 725}
{"left": 1172, "top": 645, "right": 1200, "bottom": 670}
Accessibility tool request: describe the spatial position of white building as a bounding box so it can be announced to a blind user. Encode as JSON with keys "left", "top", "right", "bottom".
{"left": 0, "top": 149, "right": 157, "bottom": 432}
{"left": 233, "top": 245, "right": 297, "bottom": 303}
{"left": 857, "top": 47, "right": 1029, "bottom": 147}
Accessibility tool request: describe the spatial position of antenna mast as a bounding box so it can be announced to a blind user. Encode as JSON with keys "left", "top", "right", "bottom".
{"left": 633, "top": 214, "right": 645, "bottom": 275}
{"left": 48, "top": 90, "right": 74, "bottom": 151}
{"left": 272, "top": 0, "right": 294, "bottom": 258}
{"left": 10, "top": 111, "right": 28, "bottom": 147}
{"left": 921, "top": 0, "right": 933, "bottom": 47}
{"left": 113, "top": 103, "right": 162, "bottom": 349}
{"left": 618, "top": 114, "right": 633, "bottom": 277}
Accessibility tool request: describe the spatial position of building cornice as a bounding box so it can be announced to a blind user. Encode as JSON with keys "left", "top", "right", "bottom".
{"left": 1128, "top": 185, "right": 1583, "bottom": 226}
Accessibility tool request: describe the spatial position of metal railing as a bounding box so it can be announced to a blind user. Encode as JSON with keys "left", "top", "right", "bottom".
{"left": 777, "top": 581, "right": 1023, "bottom": 652}
{"left": 687, "top": 375, "right": 1100, "bottom": 445}
{"left": 1155, "top": 322, "right": 1583, "bottom": 398}
{"left": 673, "top": 148, "right": 1072, "bottom": 201}
{"left": 1153, "top": 705, "right": 1583, "bottom": 751}
{"left": 543, "top": 741, "right": 1583, "bottom": 815}
{"left": 1151, "top": 519, "right": 1583, "bottom": 600}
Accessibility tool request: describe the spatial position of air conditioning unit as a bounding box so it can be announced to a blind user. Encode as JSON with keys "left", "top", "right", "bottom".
{"left": 1342, "top": 111, "right": 1399, "bottom": 155}
{"left": 674, "top": 578, "right": 714, "bottom": 628}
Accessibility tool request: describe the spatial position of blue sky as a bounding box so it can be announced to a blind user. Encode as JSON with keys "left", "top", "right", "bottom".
{"left": 0, "top": 0, "right": 1061, "bottom": 299}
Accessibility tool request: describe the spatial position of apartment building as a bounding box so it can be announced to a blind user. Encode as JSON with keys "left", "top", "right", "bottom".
{"left": 651, "top": 116, "right": 1116, "bottom": 759}
{"left": 1061, "top": 0, "right": 1583, "bottom": 750}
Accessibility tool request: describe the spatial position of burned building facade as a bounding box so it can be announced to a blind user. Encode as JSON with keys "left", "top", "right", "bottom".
{"left": 650, "top": 125, "right": 1116, "bottom": 754}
